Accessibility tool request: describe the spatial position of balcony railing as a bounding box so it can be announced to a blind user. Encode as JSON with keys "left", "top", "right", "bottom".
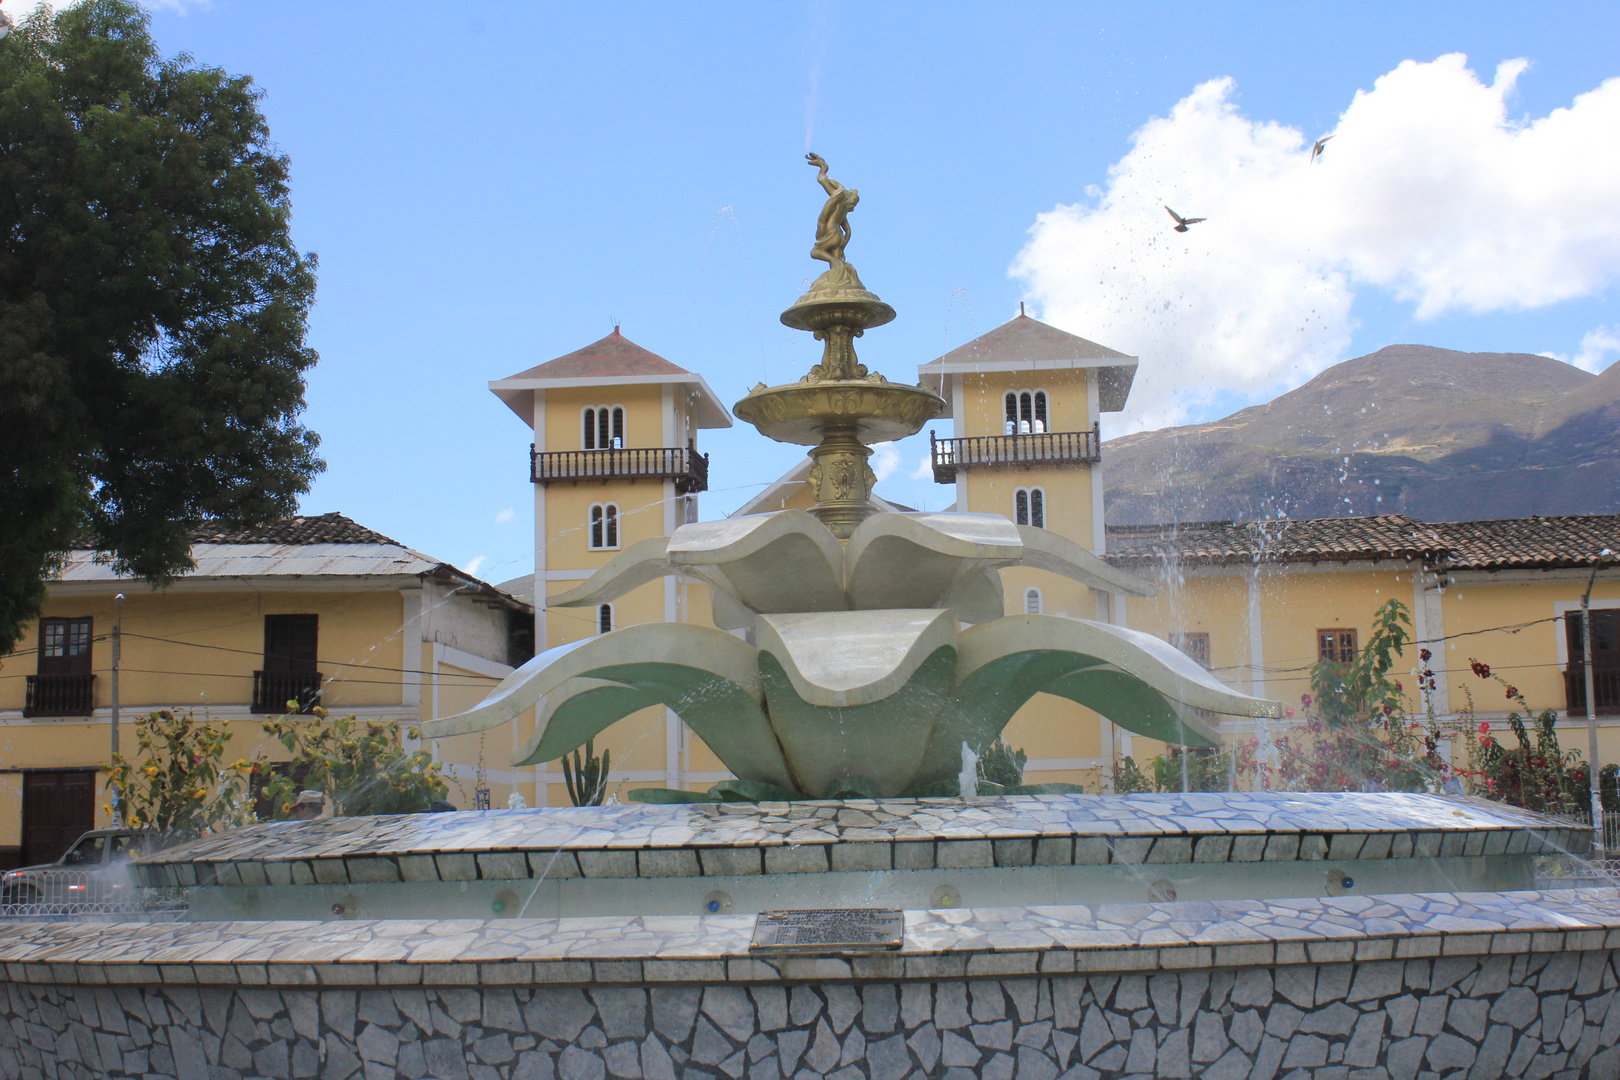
{"left": 253, "top": 670, "right": 323, "bottom": 715}
{"left": 530, "top": 441, "right": 709, "bottom": 494}
{"left": 930, "top": 424, "right": 1101, "bottom": 483}
{"left": 1565, "top": 663, "right": 1620, "bottom": 716}
{"left": 23, "top": 674, "right": 95, "bottom": 718}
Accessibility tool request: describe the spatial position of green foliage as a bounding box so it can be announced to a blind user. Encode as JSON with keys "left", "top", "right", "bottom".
{"left": 562, "top": 739, "right": 611, "bottom": 807}
{"left": 1111, "top": 755, "right": 1155, "bottom": 794}
{"left": 1309, "top": 599, "right": 1411, "bottom": 729}
{"left": 1468, "top": 667, "right": 1587, "bottom": 815}
{"left": 1152, "top": 747, "right": 1232, "bottom": 793}
{"left": 977, "top": 739, "right": 1027, "bottom": 790}
{"left": 0, "top": 0, "right": 322, "bottom": 655}
{"left": 105, "top": 709, "right": 252, "bottom": 840}
{"left": 1258, "top": 599, "right": 1436, "bottom": 792}
{"left": 259, "top": 708, "right": 446, "bottom": 818}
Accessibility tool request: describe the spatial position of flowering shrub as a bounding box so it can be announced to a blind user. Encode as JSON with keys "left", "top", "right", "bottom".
{"left": 105, "top": 709, "right": 254, "bottom": 840}
{"left": 1467, "top": 664, "right": 1587, "bottom": 815}
{"left": 258, "top": 707, "right": 447, "bottom": 819}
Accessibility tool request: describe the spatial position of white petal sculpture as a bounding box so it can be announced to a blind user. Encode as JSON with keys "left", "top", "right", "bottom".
{"left": 425, "top": 511, "right": 1280, "bottom": 799}
{"left": 428, "top": 156, "right": 1281, "bottom": 800}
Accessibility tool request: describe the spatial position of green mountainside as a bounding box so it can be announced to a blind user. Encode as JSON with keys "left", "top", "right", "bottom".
{"left": 1103, "top": 345, "right": 1620, "bottom": 525}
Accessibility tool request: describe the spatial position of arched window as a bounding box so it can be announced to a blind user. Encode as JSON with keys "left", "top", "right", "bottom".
{"left": 1003, "top": 390, "right": 1049, "bottom": 435}
{"left": 597, "top": 604, "right": 614, "bottom": 635}
{"left": 1013, "top": 486, "right": 1046, "bottom": 529}
{"left": 589, "top": 502, "right": 620, "bottom": 550}
{"left": 582, "top": 405, "right": 626, "bottom": 450}
{"left": 1024, "top": 587, "right": 1043, "bottom": 615}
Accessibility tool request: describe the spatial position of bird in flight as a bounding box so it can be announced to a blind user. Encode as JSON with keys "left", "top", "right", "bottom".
{"left": 1165, "top": 207, "right": 1205, "bottom": 233}
{"left": 1310, "top": 135, "right": 1334, "bottom": 163}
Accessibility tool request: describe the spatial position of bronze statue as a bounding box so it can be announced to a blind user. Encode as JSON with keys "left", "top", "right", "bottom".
{"left": 806, "top": 153, "right": 859, "bottom": 275}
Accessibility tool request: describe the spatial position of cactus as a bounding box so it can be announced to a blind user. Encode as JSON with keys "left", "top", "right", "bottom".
{"left": 562, "top": 739, "right": 611, "bottom": 806}
{"left": 978, "top": 739, "right": 1027, "bottom": 790}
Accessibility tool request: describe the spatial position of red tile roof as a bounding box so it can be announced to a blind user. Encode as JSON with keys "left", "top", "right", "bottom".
{"left": 921, "top": 313, "right": 1132, "bottom": 368}
{"left": 501, "top": 328, "right": 691, "bottom": 381}
{"left": 1439, "top": 515, "right": 1620, "bottom": 571}
{"left": 1107, "top": 513, "right": 1620, "bottom": 572}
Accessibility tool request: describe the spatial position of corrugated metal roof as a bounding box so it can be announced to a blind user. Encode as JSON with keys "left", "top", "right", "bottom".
{"left": 58, "top": 543, "right": 440, "bottom": 582}
{"left": 61, "top": 513, "right": 532, "bottom": 611}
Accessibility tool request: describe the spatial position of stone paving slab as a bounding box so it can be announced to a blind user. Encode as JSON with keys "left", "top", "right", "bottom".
{"left": 127, "top": 793, "right": 1588, "bottom": 888}
{"left": 5, "top": 889, "right": 1619, "bottom": 988}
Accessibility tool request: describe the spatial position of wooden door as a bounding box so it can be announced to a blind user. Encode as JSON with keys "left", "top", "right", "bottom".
{"left": 21, "top": 771, "right": 96, "bottom": 867}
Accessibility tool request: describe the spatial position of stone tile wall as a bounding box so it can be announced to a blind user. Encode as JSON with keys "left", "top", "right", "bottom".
{"left": 8, "top": 950, "right": 1620, "bottom": 1080}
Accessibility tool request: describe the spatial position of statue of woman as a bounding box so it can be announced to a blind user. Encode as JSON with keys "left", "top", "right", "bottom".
{"left": 806, "top": 153, "right": 859, "bottom": 274}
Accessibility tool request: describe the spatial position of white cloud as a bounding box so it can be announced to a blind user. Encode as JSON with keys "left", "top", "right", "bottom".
{"left": 1013, "top": 56, "right": 1620, "bottom": 433}
{"left": 1572, "top": 326, "right": 1620, "bottom": 374}
{"left": 870, "top": 442, "right": 901, "bottom": 483}
{"left": 494, "top": 507, "right": 515, "bottom": 524}
{"left": 910, "top": 452, "right": 934, "bottom": 482}
{"left": 465, "top": 555, "right": 486, "bottom": 576}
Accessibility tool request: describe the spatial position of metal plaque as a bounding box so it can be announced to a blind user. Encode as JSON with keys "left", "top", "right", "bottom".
{"left": 750, "top": 908, "right": 904, "bottom": 953}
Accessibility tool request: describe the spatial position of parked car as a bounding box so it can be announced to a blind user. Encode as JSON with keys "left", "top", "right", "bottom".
{"left": 0, "top": 828, "right": 142, "bottom": 912}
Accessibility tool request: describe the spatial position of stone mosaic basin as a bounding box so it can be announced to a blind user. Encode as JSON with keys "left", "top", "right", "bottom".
{"left": 425, "top": 512, "right": 1281, "bottom": 798}
{"left": 126, "top": 793, "right": 1583, "bottom": 922}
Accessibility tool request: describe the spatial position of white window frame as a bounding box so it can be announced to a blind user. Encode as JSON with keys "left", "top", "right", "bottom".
{"left": 1013, "top": 486, "right": 1046, "bottom": 529}
{"left": 581, "top": 404, "right": 627, "bottom": 450}
{"left": 588, "top": 501, "right": 621, "bottom": 550}
{"left": 1024, "top": 587, "right": 1043, "bottom": 615}
{"left": 1003, "top": 389, "right": 1050, "bottom": 435}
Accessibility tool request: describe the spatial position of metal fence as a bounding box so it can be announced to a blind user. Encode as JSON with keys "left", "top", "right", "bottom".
{"left": 0, "top": 871, "right": 187, "bottom": 922}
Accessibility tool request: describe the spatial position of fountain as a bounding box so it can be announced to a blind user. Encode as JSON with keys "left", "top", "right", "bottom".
{"left": 4, "top": 158, "right": 1619, "bottom": 1080}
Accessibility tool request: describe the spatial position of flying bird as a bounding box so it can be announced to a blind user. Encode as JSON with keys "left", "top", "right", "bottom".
{"left": 1310, "top": 135, "right": 1334, "bottom": 163}
{"left": 1165, "top": 207, "right": 1205, "bottom": 233}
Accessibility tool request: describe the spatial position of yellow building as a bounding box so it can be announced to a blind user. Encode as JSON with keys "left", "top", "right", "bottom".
{"left": 1107, "top": 515, "right": 1620, "bottom": 773}
{"left": 912, "top": 311, "right": 1142, "bottom": 789}
{"left": 488, "top": 328, "right": 731, "bottom": 804}
{"left": 0, "top": 513, "right": 531, "bottom": 869}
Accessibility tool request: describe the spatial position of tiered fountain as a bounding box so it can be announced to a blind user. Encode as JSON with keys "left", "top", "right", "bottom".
{"left": 3, "top": 158, "right": 1617, "bottom": 1080}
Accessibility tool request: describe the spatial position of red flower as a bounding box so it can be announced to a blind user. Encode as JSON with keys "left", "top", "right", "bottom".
{"left": 1382, "top": 703, "right": 1394, "bottom": 716}
{"left": 1394, "top": 679, "right": 1403, "bottom": 692}
{"left": 1505, "top": 686, "right": 1518, "bottom": 699}
{"left": 1478, "top": 721, "right": 1491, "bottom": 734}
{"left": 1470, "top": 661, "right": 1491, "bottom": 678}
{"left": 1420, "top": 648, "right": 1432, "bottom": 662}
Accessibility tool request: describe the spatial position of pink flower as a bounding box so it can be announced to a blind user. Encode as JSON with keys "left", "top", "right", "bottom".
{"left": 1478, "top": 721, "right": 1490, "bottom": 734}
{"left": 1300, "top": 693, "right": 1313, "bottom": 708}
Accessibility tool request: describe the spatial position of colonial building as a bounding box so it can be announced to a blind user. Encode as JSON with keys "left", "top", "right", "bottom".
{"left": 487, "top": 329, "right": 732, "bottom": 803}
{"left": 0, "top": 513, "right": 530, "bottom": 869}
{"left": 1107, "top": 514, "right": 1620, "bottom": 766}
{"left": 495, "top": 313, "right": 1618, "bottom": 800}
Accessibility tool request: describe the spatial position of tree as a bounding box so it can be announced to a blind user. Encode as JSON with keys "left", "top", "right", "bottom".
{"left": 258, "top": 708, "right": 447, "bottom": 818}
{"left": 0, "top": 1, "right": 322, "bottom": 655}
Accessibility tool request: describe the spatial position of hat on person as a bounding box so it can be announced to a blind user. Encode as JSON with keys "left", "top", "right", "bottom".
{"left": 293, "top": 790, "right": 325, "bottom": 807}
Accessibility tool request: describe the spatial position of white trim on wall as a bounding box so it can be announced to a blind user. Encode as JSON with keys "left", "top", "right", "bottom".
{"left": 1553, "top": 598, "right": 1620, "bottom": 666}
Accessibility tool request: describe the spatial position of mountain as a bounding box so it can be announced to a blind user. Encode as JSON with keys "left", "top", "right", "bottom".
{"left": 1103, "top": 345, "right": 1620, "bottom": 525}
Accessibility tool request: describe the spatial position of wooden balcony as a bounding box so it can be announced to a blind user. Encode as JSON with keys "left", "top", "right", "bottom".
{"left": 253, "top": 670, "right": 323, "bottom": 715}
{"left": 23, "top": 674, "right": 95, "bottom": 718}
{"left": 930, "top": 424, "right": 1101, "bottom": 483}
{"left": 530, "top": 441, "right": 709, "bottom": 494}
{"left": 1566, "top": 663, "right": 1620, "bottom": 716}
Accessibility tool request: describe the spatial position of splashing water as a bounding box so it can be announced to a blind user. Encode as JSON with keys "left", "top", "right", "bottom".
{"left": 959, "top": 742, "right": 979, "bottom": 798}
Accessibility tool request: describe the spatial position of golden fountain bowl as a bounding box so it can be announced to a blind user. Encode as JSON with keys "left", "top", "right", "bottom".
{"left": 779, "top": 292, "right": 896, "bottom": 333}
{"left": 733, "top": 380, "right": 946, "bottom": 447}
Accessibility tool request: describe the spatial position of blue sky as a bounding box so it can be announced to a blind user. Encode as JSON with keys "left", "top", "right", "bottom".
{"left": 97, "top": 1, "right": 1620, "bottom": 586}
